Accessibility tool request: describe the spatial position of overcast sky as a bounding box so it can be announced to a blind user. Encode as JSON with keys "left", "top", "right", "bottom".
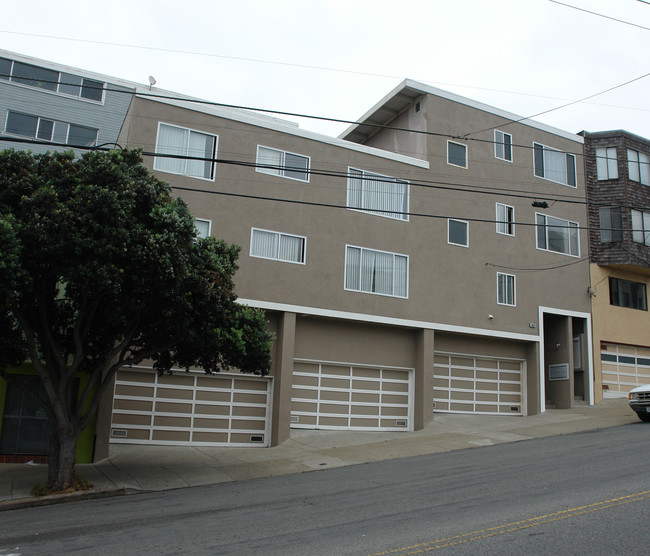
{"left": 3, "top": 0, "right": 649, "bottom": 141}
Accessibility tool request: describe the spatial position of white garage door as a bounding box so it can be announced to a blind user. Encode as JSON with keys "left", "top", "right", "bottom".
{"left": 601, "top": 343, "right": 650, "bottom": 398}
{"left": 290, "top": 360, "right": 413, "bottom": 431}
{"left": 434, "top": 352, "right": 524, "bottom": 415}
{"left": 110, "top": 368, "right": 272, "bottom": 446}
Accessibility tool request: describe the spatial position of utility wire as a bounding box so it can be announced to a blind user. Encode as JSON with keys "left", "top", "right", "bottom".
{"left": 548, "top": 0, "right": 650, "bottom": 31}
{"left": 5, "top": 135, "right": 650, "bottom": 213}
{"left": 0, "top": 73, "right": 599, "bottom": 159}
{"left": 0, "top": 135, "right": 608, "bottom": 208}
{"left": 463, "top": 71, "right": 650, "bottom": 137}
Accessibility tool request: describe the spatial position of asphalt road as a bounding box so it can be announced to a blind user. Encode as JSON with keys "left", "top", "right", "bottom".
{"left": 1, "top": 423, "right": 649, "bottom": 555}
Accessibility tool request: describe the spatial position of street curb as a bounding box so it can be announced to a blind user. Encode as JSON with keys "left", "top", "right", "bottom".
{"left": 0, "top": 487, "right": 134, "bottom": 512}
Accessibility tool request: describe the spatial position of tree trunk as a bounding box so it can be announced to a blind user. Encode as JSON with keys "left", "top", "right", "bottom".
{"left": 47, "top": 428, "right": 78, "bottom": 491}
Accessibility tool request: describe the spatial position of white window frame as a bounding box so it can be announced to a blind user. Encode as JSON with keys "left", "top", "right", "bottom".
{"left": 194, "top": 218, "right": 211, "bottom": 239}
{"left": 494, "top": 130, "right": 513, "bottom": 162}
{"left": 627, "top": 149, "right": 650, "bottom": 186}
{"left": 0, "top": 56, "right": 104, "bottom": 103}
{"left": 496, "top": 203, "right": 515, "bottom": 236}
{"left": 153, "top": 122, "right": 218, "bottom": 181}
{"left": 447, "top": 140, "right": 468, "bottom": 168}
{"left": 631, "top": 209, "right": 650, "bottom": 246}
{"left": 4, "top": 110, "right": 98, "bottom": 146}
{"left": 595, "top": 147, "right": 618, "bottom": 180}
{"left": 344, "top": 245, "right": 408, "bottom": 299}
{"left": 497, "top": 272, "right": 516, "bottom": 306}
{"left": 535, "top": 212, "right": 580, "bottom": 257}
{"left": 533, "top": 142, "right": 577, "bottom": 187}
{"left": 250, "top": 228, "right": 306, "bottom": 265}
{"left": 347, "top": 167, "right": 409, "bottom": 222}
{"left": 448, "top": 219, "right": 469, "bottom": 247}
{"left": 256, "top": 145, "right": 310, "bottom": 183}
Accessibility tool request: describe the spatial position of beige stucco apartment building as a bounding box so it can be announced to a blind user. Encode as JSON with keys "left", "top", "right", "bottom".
{"left": 0, "top": 50, "right": 597, "bottom": 460}
{"left": 93, "top": 79, "right": 595, "bottom": 456}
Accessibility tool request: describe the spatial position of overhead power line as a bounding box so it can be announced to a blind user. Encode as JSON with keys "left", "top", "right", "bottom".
{"left": 0, "top": 74, "right": 593, "bottom": 159}
{"left": 548, "top": 0, "right": 650, "bottom": 31}
{"left": 463, "top": 71, "right": 650, "bottom": 137}
{"left": 5, "top": 135, "right": 649, "bottom": 230}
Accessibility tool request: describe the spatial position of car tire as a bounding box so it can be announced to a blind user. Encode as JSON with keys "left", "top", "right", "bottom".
{"left": 638, "top": 412, "right": 650, "bottom": 423}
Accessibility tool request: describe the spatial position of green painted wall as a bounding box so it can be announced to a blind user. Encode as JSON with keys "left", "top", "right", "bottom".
{"left": 0, "top": 366, "right": 97, "bottom": 463}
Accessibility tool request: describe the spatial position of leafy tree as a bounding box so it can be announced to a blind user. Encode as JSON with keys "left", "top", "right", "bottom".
{"left": 0, "top": 148, "right": 272, "bottom": 490}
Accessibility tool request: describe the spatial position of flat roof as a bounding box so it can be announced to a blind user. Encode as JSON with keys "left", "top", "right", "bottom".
{"left": 340, "top": 79, "right": 584, "bottom": 145}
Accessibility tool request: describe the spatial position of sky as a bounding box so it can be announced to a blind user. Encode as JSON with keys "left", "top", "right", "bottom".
{"left": 2, "top": 0, "right": 649, "bottom": 141}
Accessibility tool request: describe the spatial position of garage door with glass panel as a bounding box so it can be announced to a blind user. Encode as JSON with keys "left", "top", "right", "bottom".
{"left": 434, "top": 352, "right": 524, "bottom": 415}
{"left": 290, "top": 360, "right": 412, "bottom": 431}
{"left": 601, "top": 343, "right": 650, "bottom": 397}
{"left": 110, "top": 369, "right": 272, "bottom": 446}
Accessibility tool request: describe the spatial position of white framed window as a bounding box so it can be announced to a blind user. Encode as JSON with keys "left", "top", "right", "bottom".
{"left": 535, "top": 213, "right": 579, "bottom": 257}
{"left": 4, "top": 111, "right": 98, "bottom": 146}
{"left": 154, "top": 122, "right": 217, "bottom": 180}
{"left": 533, "top": 142, "right": 576, "bottom": 187}
{"left": 345, "top": 245, "right": 408, "bottom": 298}
{"left": 627, "top": 149, "right": 650, "bottom": 185}
{"left": 347, "top": 168, "right": 409, "bottom": 221}
{"left": 0, "top": 56, "right": 104, "bottom": 102}
{"left": 595, "top": 147, "right": 618, "bottom": 180}
{"left": 494, "top": 130, "right": 513, "bottom": 162}
{"left": 194, "top": 218, "right": 211, "bottom": 239}
{"left": 631, "top": 209, "right": 650, "bottom": 246}
{"left": 250, "top": 228, "right": 306, "bottom": 264}
{"left": 256, "top": 145, "right": 310, "bottom": 182}
{"left": 447, "top": 141, "right": 467, "bottom": 168}
{"left": 497, "top": 272, "right": 516, "bottom": 306}
{"left": 599, "top": 207, "right": 622, "bottom": 243}
{"left": 496, "top": 203, "right": 515, "bottom": 236}
{"left": 448, "top": 219, "right": 469, "bottom": 247}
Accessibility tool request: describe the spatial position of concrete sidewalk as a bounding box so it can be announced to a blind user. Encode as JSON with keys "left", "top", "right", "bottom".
{"left": 0, "top": 398, "right": 640, "bottom": 509}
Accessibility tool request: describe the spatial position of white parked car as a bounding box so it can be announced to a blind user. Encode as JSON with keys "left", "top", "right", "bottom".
{"left": 628, "top": 385, "right": 650, "bottom": 422}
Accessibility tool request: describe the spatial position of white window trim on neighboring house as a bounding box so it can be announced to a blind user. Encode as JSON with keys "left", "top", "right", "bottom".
{"left": 3, "top": 110, "right": 98, "bottom": 146}
{"left": 250, "top": 228, "right": 306, "bottom": 264}
{"left": 631, "top": 209, "right": 650, "bottom": 246}
{"left": 497, "top": 272, "right": 516, "bottom": 306}
{"left": 153, "top": 122, "right": 218, "bottom": 181}
{"left": 347, "top": 167, "right": 409, "bottom": 222}
{"left": 627, "top": 148, "right": 650, "bottom": 186}
{"left": 535, "top": 212, "right": 580, "bottom": 257}
{"left": 344, "top": 245, "right": 408, "bottom": 299}
{"left": 496, "top": 203, "right": 515, "bottom": 236}
{"left": 256, "top": 145, "right": 310, "bottom": 183}
{"left": 194, "top": 218, "right": 211, "bottom": 239}
{"left": 595, "top": 147, "right": 618, "bottom": 180}
{"left": 0, "top": 56, "right": 105, "bottom": 103}
{"left": 533, "top": 142, "right": 576, "bottom": 187}
{"left": 447, "top": 140, "right": 468, "bottom": 168}
{"left": 494, "top": 130, "right": 513, "bottom": 162}
{"left": 448, "top": 218, "right": 469, "bottom": 247}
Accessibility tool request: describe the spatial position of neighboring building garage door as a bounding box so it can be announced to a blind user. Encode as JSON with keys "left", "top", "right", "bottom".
{"left": 290, "top": 360, "right": 413, "bottom": 431}
{"left": 433, "top": 352, "right": 524, "bottom": 415}
{"left": 601, "top": 343, "right": 650, "bottom": 398}
{"left": 110, "top": 369, "right": 272, "bottom": 446}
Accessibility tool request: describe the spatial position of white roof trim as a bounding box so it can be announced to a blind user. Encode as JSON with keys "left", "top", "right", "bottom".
{"left": 238, "top": 298, "right": 541, "bottom": 343}
{"left": 341, "top": 78, "right": 584, "bottom": 144}
{"left": 135, "top": 90, "right": 430, "bottom": 169}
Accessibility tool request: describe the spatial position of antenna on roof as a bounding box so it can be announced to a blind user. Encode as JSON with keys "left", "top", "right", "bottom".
{"left": 148, "top": 76, "right": 156, "bottom": 90}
